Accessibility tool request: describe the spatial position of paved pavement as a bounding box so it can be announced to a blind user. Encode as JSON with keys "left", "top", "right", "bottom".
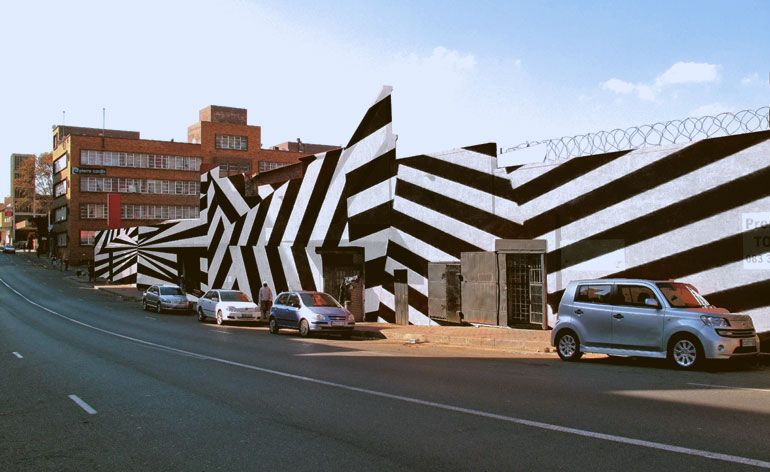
{"left": 3, "top": 251, "right": 770, "bottom": 470}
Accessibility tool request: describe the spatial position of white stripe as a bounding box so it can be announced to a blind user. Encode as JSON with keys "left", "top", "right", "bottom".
{"left": 281, "top": 159, "right": 321, "bottom": 242}
{"left": 12, "top": 351, "right": 23, "bottom": 359}
{"left": 68, "top": 395, "right": 97, "bottom": 415}
{"left": 2, "top": 277, "right": 768, "bottom": 469}
{"left": 688, "top": 383, "right": 770, "bottom": 394}
{"left": 394, "top": 197, "right": 495, "bottom": 251}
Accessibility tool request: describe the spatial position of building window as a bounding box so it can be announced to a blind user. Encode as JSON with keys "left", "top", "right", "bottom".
{"left": 120, "top": 205, "right": 198, "bottom": 221}
{"left": 220, "top": 162, "right": 251, "bottom": 175}
{"left": 80, "top": 177, "right": 198, "bottom": 195}
{"left": 56, "top": 232, "right": 68, "bottom": 247}
{"left": 54, "top": 206, "right": 68, "bottom": 222}
{"left": 80, "top": 230, "right": 97, "bottom": 246}
{"left": 215, "top": 134, "right": 248, "bottom": 151}
{"left": 53, "top": 154, "right": 68, "bottom": 174}
{"left": 80, "top": 150, "right": 201, "bottom": 171}
{"left": 80, "top": 204, "right": 107, "bottom": 219}
{"left": 54, "top": 179, "right": 68, "bottom": 198}
{"left": 258, "top": 160, "right": 290, "bottom": 173}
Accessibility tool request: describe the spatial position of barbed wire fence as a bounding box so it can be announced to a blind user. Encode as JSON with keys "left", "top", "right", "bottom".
{"left": 502, "top": 106, "right": 770, "bottom": 162}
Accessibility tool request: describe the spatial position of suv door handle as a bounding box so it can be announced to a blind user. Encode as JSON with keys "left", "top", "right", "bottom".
{"left": 613, "top": 313, "right": 624, "bottom": 319}
{"left": 574, "top": 309, "right": 583, "bottom": 315}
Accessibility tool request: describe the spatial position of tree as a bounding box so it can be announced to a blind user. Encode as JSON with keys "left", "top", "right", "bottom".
{"left": 13, "top": 152, "right": 53, "bottom": 215}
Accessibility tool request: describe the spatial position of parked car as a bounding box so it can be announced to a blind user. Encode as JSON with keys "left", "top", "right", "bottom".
{"left": 551, "top": 279, "right": 759, "bottom": 369}
{"left": 142, "top": 284, "right": 192, "bottom": 313}
{"left": 197, "top": 289, "right": 260, "bottom": 325}
{"left": 3, "top": 245, "right": 16, "bottom": 254}
{"left": 268, "top": 291, "right": 355, "bottom": 338}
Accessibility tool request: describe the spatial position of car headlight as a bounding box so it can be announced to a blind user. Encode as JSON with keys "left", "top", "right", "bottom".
{"left": 701, "top": 315, "right": 730, "bottom": 327}
{"left": 313, "top": 313, "right": 326, "bottom": 321}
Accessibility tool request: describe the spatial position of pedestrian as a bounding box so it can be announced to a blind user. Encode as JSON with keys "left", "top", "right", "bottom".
{"left": 63, "top": 257, "right": 69, "bottom": 272}
{"left": 258, "top": 282, "right": 273, "bottom": 318}
{"left": 88, "top": 260, "right": 95, "bottom": 282}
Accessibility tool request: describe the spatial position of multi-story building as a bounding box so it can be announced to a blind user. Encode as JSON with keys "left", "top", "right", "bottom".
{"left": 51, "top": 105, "right": 338, "bottom": 265}
{"left": 10, "top": 153, "right": 45, "bottom": 247}
{"left": 1, "top": 197, "right": 13, "bottom": 245}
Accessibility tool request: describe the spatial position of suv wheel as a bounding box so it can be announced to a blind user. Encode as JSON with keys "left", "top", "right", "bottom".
{"left": 556, "top": 331, "right": 583, "bottom": 362}
{"left": 669, "top": 335, "right": 702, "bottom": 369}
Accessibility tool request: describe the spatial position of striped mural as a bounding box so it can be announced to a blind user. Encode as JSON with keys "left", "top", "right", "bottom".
{"left": 95, "top": 88, "right": 770, "bottom": 332}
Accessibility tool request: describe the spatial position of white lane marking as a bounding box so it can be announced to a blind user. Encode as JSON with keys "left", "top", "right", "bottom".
{"left": 2, "top": 278, "right": 769, "bottom": 469}
{"left": 68, "top": 395, "right": 97, "bottom": 415}
{"left": 145, "top": 316, "right": 157, "bottom": 320}
{"left": 688, "top": 383, "right": 770, "bottom": 394}
{"left": 212, "top": 330, "right": 232, "bottom": 335}
{"left": 12, "top": 352, "right": 23, "bottom": 359}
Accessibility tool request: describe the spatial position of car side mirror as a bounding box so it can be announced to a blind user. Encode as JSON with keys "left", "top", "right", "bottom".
{"left": 644, "top": 298, "right": 660, "bottom": 308}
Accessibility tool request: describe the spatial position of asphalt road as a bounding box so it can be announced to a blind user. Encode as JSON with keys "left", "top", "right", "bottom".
{"left": 2, "top": 253, "right": 770, "bottom": 471}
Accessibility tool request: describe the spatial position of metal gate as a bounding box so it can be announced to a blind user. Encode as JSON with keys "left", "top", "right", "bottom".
{"left": 460, "top": 252, "right": 499, "bottom": 325}
{"left": 320, "top": 250, "right": 365, "bottom": 321}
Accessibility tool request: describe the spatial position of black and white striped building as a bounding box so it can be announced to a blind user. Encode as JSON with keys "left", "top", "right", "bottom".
{"left": 95, "top": 88, "right": 770, "bottom": 333}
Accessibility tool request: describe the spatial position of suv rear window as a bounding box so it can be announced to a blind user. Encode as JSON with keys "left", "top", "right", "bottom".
{"left": 575, "top": 284, "right": 612, "bottom": 304}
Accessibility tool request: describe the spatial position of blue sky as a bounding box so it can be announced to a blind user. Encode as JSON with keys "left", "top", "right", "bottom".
{"left": 1, "top": 0, "right": 767, "bottom": 198}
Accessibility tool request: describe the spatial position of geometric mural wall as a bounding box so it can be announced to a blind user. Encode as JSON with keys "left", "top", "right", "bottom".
{"left": 96, "top": 87, "right": 770, "bottom": 332}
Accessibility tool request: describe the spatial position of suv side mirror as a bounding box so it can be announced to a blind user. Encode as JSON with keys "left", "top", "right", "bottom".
{"left": 644, "top": 298, "right": 660, "bottom": 308}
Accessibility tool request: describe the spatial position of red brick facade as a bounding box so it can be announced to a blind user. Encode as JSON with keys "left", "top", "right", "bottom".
{"left": 50, "top": 105, "right": 337, "bottom": 265}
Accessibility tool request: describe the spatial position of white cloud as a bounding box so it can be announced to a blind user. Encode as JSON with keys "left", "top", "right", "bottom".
{"left": 601, "top": 61, "right": 721, "bottom": 102}
{"left": 655, "top": 62, "right": 720, "bottom": 87}
{"left": 741, "top": 73, "right": 761, "bottom": 86}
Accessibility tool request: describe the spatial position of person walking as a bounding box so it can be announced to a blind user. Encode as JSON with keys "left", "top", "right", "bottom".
{"left": 258, "top": 282, "right": 273, "bottom": 319}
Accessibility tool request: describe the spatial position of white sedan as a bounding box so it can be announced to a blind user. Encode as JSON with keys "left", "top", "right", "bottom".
{"left": 197, "top": 289, "right": 260, "bottom": 325}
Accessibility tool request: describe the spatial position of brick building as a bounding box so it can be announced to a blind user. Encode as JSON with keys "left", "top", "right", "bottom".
{"left": 9, "top": 153, "right": 45, "bottom": 247}
{"left": 50, "top": 105, "right": 338, "bottom": 265}
{"left": 1, "top": 197, "right": 12, "bottom": 245}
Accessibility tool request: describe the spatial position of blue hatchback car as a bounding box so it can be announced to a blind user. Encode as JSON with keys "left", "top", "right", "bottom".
{"left": 268, "top": 291, "right": 355, "bottom": 338}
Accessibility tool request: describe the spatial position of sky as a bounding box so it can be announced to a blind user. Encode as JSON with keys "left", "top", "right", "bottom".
{"left": 1, "top": 0, "right": 768, "bottom": 198}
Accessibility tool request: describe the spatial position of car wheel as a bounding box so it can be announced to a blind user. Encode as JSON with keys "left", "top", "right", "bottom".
{"left": 298, "top": 319, "right": 311, "bottom": 338}
{"left": 556, "top": 331, "right": 583, "bottom": 362}
{"left": 268, "top": 317, "right": 279, "bottom": 334}
{"left": 142, "top": 300, "right": 148, "bottom": 311}
{"left": 197, "top": 307, "right": 206, "bottom": 322}
{"left": 155, "top": 302, "right": 162, "bottom": 314}
{"left": 216, "top": 310, "right": 224, "bottom": 325}
{"left": 669, "top": 334, "right": 703, "bottom": 370}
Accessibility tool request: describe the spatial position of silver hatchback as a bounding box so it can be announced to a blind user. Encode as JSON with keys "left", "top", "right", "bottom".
{"left": 551, "top": 279, "right": 759, "bottom": 369}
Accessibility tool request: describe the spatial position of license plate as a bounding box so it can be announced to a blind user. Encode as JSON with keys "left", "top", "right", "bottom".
{"left": 331, "top": 321, "right": 346, "bottom": 326}
{"left": 741, "top": 338, "right": 756, "bottom": 347}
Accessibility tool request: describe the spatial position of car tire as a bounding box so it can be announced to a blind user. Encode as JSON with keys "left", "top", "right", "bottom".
{"left": 216, "top": 310, "right": 224, "bottom": 326}
{"left": 155, "top": 302, "right": 162, "bottom": 314}
{"left": 556, "top": 330, "right": 583, "bottom": 362}
{"left": 298, "top": 319, "right": 311, "bottom": 338}
{"left": 668, "top": 334, "right": 703, "bottom": 370}
{"left": 268, "top": 317, "right": 279, "bottom": 334}
{"left": 197, "top": 307, "right": 206, "bottom": 322}
{"left": 142, "top": 300, "right": 148, "bottom": 311}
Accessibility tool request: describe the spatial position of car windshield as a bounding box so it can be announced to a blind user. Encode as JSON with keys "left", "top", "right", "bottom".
{"left": 160, "top": 287, "right": 184, "bottom": 296}
{"left": 655, "top": 282, "right": 711, "bottom": 308}
{"left": 220, "top": 291, "right": 251, "bottom": 302}
{"left": 299, "top": 292, "right": 341, "bottom": 307}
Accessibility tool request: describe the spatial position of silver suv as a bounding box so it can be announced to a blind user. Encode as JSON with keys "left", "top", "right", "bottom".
{"left": 551, "top": 279, "right": 759, "bottom": 369}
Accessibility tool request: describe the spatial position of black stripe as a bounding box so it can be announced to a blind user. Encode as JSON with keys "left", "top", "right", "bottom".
{"left": 348, "top": 201, "right": 391, "bottom": 241}
{"left": 368, "top": 304, "right": 395, "bottom": 323}
{"left": 138, "top": 261, "right": 176, "bottom": 284}
{"left": 395, "top": 179, "right": 523, "bottom": 239}
{"left": 346, "top": 95, "right": 391, "bottom": 148}
{"left": 706, "top": 279, "right": 770, "bottom": 313}
{"left": 267, "top": 179, "right": 302, "bottom": 246}
{"left": 266, "top": 247, "right": 288, "bottom": 293}
{"left": 292, "top": 247, "right": 316, "bottom": 291}
{"left": 462, "top": 143, "right": 497, "bottom": 157}
{"left": 524, "top": 131, "right": 770, "bottom": 239}
{"left": 246, "top": 193, "right": 273, "bottom": 247}
{"left": 380, "top": 276, "right": 429, "bottom": 318}
{"left": 387, "top": 241, "right": 429, "bottom": 278}
{"left": 294, "top": 149, "right": 342, "bottom": 246}
{"left": 140, "top": 223, "right": 207, "bottom": 247}
{"left": 548, "top": 163, "right": 770, "bottom": 272}
{"left": 398, "top": 155, "right": 517, "bottom": 201}
{"left": 229, "top": 214, "right": 247, "bottom": 246}
{"left": 210, "top": 179, "right": 241, "bottom": 223}
{"left": 211, "top": 249, "right": 232, "bottom": 290}
{"left": 208, "top": 221, "right": 225, "bottom": 261}
{"left": 241, "top": 246, "right": 262, "bottom": 301}
{"left": 512, "top": 150, "right": 630, "bottom": 205}
{"left": 392, "top": 210, "right": 482, "bottom": 259}
{"left": 364, "top": 256, "right": 387, "bottom": 289}
{"left": 343, "top": 148, "right": 396, "bottom": 198}
{"left": 322, "top": 195, "right": 348, "bottom": 248}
